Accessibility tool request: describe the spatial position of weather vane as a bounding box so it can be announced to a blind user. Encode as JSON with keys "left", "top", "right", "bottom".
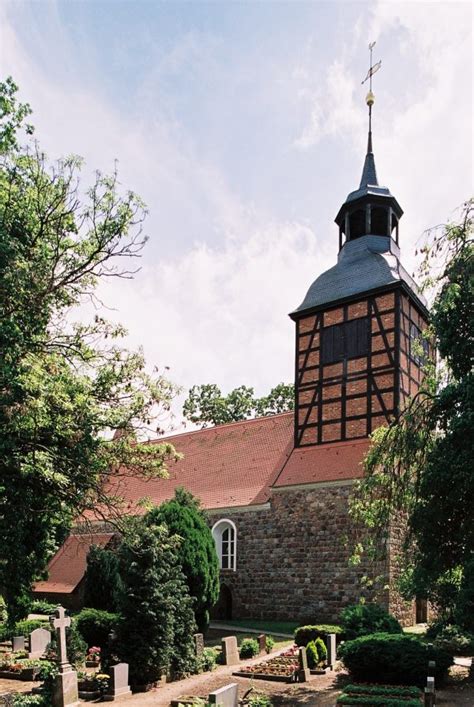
{"left": 361, "top": 41, "right": 382, "bottom": 151}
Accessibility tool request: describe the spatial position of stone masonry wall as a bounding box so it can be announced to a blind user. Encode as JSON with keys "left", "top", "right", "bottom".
{"left": 211, "top": 483, "right": 401, "bottom": 623}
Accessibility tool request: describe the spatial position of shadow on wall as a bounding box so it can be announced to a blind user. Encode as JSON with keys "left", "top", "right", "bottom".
{"left": 211, "top": 584, "right": 233, "bottom": 621}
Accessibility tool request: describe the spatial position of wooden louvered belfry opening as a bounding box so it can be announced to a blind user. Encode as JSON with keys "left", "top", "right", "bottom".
{"left": 294, "top": 288, "right": 429, "bottom": 447}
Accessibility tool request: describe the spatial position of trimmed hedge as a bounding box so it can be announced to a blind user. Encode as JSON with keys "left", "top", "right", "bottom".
{"left": 0, "top": 619, "right": 49, "bottom": 642}
{"left": 75, "top": 608, "right": 120, "bottom": 648}
{"left": 343, "top": 685, "right": 422, "bottom": 698}
{"left": 340, "top": 604, "right": 402, "bottom": 641}
{"left": 295, "top": 624, "right": 343, "bottom": 646}
{"left": 339, "top": 633, "right": 452, "bottom": 686}
{"left": 337, "top": 697, "right": 422, "bottom": 706}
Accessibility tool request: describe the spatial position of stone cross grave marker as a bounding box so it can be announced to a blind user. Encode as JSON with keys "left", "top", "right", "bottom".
{"left": 221, "top": 636, "right": 239, "bottom": 665}
{"left": 12, "top": 636, "right": 25, "bottom": 653}
{"left": 103, "top": 663, "right": 132, "bottom": 701}
{"left": 326, "top": 633, "right": 337, "bottom": 669}
{"left": 50, "top": 606, "right": 79, "bottom": 707}
{"left": 208, "top": 682, "right": 238, "bottom": 707}
{"left": 298, "top": 646, "right": 310, "bottom": 682}
{"left": 258, "top": 634, "right": 266, "bottom": 654}
{"left": 28, "top": 627, "right": 51, "bottom": 659}
{"left": 194, "top": 633, "right": 204, "bottom": 660}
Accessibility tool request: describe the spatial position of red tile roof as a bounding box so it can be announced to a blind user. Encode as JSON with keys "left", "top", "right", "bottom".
{"left": 33, "top": 533, "right": 114, "bottom": 594}
{"left": 107, "top": 413, "right": 294, "bottom": 513}
{"left": 272, "top": 438, "right": 370, "bottom": 487}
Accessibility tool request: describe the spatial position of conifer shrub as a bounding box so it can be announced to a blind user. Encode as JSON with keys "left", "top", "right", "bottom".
{"left": 265, "top": 635, "right": 275, "bottom": 653}
{"left": 75, "top": 608, "right": 120, "bottom": 648}
{"left": 294, "top": 624, "right": 342, "bottom": 646}
{"left": 305, "top": 640, "right": 318, "bottom": 668}
{"left": 340, "top": 603, "right": 403, "bottom": 640}
{"left": 83, "top": 545, "right": 122, "bottom": 612}
{"left": 145, "top": 488, "right": 219, "bottom": 632}
{"left": 339, "top": 632, "right": 452, "bottom": 686}
{"left": 314, "top": 636, "right": 327, "bottom": 663}
{"left": 116, "top": 520, "right": 197, "bottom": 685}
{"left": 239, "top": 638, "right": 259, "bottom": 659}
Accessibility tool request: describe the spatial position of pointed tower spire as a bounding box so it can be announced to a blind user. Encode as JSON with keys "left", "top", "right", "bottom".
{"left": 334, "top": 43, "right": 403, "bottom": 249}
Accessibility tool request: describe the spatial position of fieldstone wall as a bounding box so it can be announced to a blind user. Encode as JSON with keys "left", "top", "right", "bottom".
{"left": 211, "top": 483, "right": 401, "bottom": 623}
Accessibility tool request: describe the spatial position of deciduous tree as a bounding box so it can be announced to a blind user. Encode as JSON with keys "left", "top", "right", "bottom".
{"left": 0, "top": 78, "right": 178, "bottom": 621}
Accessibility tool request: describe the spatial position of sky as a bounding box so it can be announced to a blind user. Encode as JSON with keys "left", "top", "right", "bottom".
{"left": 1, "top": 0, "right": 472, "bottom": 431}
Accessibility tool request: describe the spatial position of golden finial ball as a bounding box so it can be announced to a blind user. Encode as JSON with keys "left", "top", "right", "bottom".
{"left": 366, "top": 91, "right": 375, "bottom": 107}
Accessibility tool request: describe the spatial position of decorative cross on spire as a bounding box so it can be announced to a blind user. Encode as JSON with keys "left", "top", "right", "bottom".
{"left": 361, "top": 41, "right": 382, "bottom": 154}
{"left": 50, "top": 605, "right": 71, "bottom": 669}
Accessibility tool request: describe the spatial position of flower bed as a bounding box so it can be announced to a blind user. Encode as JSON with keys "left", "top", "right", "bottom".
{"left": 233, "top": 647, "right": 300, "bottom": 683}
{"left": 0, "top": 655, "right": 48, "bottom": 681}
{"left": 337, "top": 683, "right": 423, "bottom": 706}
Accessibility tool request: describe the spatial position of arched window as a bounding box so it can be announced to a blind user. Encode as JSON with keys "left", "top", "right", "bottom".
{"left": 212, "top": 519, "right": 237, "bottom": 571}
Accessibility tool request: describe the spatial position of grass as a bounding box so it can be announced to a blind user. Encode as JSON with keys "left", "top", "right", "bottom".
{"left": 205, "top": 628, "right": 292, "bottom": 651}
{"left": 211, "top": 619, "right": 298, "bottom": 636}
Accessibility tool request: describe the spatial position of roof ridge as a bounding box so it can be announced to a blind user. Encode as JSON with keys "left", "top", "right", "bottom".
{"left": 148, "top": 411, "right": 293, "bottom": 445}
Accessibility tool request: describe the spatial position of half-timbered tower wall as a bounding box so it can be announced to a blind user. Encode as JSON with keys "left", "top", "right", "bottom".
{"left": 295, "top": 288, "right": 429, "bottom": 447}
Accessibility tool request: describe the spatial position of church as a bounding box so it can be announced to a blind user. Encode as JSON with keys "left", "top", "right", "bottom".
{"left": 33, "top": 89, "right": 430, "bottom": 627}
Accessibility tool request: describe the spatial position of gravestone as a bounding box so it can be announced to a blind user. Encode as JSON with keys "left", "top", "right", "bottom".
{"left": 428, "top": 660, "right": 436, "bottom": 677}
{"left": 28, "top": 627, "right": 51, "bottom": 658}
{"left": 221, "top": 636, "right": 239, "bottom": 665}
{"left": 298, "top": 646, "right": 310, "bottom": 682}
{"left": 50, "top": 606, "right": 79, "bottom": 707}
{"left": 208, "top": 682, "right": 238, "bottom": 707}
{"left": 258, "top": 634, "right": 266, "bottom": 654}
{"left": 12, "top": 636, "right": 25, "bottom": 653}
{"left": 194, "top": 633, "right": 204, "bottom": 659}
{"left": 104, "top": 663, "right": 132, "bottom": 701}
{"left": 326, "top": 633, "right": 337, "bottom": 669}
{"left": 424, "top": 687, "right": 435, "bottom": 707}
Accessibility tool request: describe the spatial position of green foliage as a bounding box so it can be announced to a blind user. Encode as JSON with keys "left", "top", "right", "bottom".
{"left": 145, "top": 488, "right": 219, "bottom": 632}
{"left": 239, "top": 638, "right": 259, "bottom": 659}
{"left": 0, "top": 79, "right": 180, "bottom": 623}
{"left": 83, "top": 545, "right": 122, "bottom": 613}
{"left": 305, "top": 640, "right": 318, "bottom": 668}
{"left": 199, "top": 647, "right": 219, "bottom": 672}
{"left": 244, "top": 693, "right": 273, "bottom": 707}
{"left": 0, "top": 618, "right": 49, "bottom": 642}
{"left": 432, "top": 624, "right": 474, "bottom": 656}
{"left": 265, "top": 635, "right": 275, "bottom": 653}
{"left": 339, "top": 632, "right": 452, "bottom": 686}
{"left": 294, "top": 624, "right": 343, "bottom": 646}
{"left": 349, "top": 201, "right": 474, "bottom": 620}
{"left": 116, "top": 519, "right": 197, "bottom": 685}
{"left": 337, "top": 697, "right": 422, "bottom": 707}
{"left": 314, "top": 636, "right": 327, "bottom": 663}
{"left": 29, "top": 599, "right": 57, "bottom": 615}
{"left": 75, "top": 608, "right": 120, "bottom": 649}
{"left": 342, "top": 685, "right": 422, "bottom": 698}
{"left": 47, "top": 621, "right": 87, "bottom": 668}
{"left": 455, "top": 556, "right": 474, "bottom": 631}
{"left": 12, "top": 696, "right": 47, "bottom": 707}
{"left": 0, "top": 595, "right": 7, "bottom": 624}
{"left": 340, "top": 604, "right": 402, "bottom": 641}
{"left": 183, "top": 382, "right": 294, "bottom": 427}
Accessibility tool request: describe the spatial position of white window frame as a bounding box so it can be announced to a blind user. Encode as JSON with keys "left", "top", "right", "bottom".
{"left": 212, "top": 518, "right": 237, "bottom": 572}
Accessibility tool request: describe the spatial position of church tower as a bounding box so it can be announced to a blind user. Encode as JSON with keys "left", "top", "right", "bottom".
{"left": 291, "top": 81, "right": 429, "bottom": 448}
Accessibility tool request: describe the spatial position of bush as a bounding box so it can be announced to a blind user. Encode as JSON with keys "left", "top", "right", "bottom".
{"left": 75, "top": 608, "right": 120, "bottom": 648}
{"left": 200, "top": 647, "right": 218, "bottom": 672}
{"left": 83, "top": 545, "right": 122, "bottom": 613}
{"left": 314, "top": 636, "right": 327, "bottom": 663}
{"left": 340, "top": 604, "right": 403, "bottom": 640}
{"left": 0, "top": 596, "right": 8, "bottom": 624}
{"left": 306, "top": 640, "right": 318, "bottom": 668}
{"left": 117, "top": 521, "right": 197, "bottom": 685}
{"left": 145, "top": 488, "right": 220, "bottom": 632}
{"left": 239, "top": 638, "right": 259, "bottom": 659}
{"left": 265, "top": 635, "right": 275, "bottom": 653}
{"left": 294, "top": 624, "right": 343, "bottom": 646}
{"left": 0, "top": 618, "right": 49, "bottom": 642}
{"left": 30, "top": 600, "right": 57, "bottom": 615}
{"left": 433, "top": 624, "right": 474, "bottom": 656}
{"left": 339, "top": 632, "right": 452, "bottom": 686}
